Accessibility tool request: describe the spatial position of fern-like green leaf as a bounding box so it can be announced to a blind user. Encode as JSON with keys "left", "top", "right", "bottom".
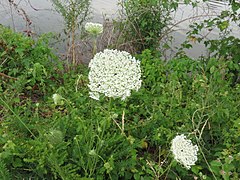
{"left": 0, "top": 160, "right": 10, "bottom": 180}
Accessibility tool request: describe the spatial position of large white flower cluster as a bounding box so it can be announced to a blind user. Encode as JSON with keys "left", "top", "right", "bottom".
{"left": 88, "top": 49, "right": 142, "bottom": 100}
{"left": 85, "top": 22, "right": 103, "bottom": 36}
{"left": 171, "top": 134, "right": 199, "bottom": 169}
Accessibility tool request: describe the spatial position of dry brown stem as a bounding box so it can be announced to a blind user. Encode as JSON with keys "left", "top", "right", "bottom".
{"left": 0, "top": 72, "right": 18, "bottom": 80}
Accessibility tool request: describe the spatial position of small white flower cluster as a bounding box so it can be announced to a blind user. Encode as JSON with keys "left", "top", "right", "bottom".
{"left": 171, "top": 134, "right": 199, "bottom": 169}
{"left": 52, "top": 93, "right": 64, "bottom": 105}
{"left": 85, "top": 22, "right": 103, "bottom": 36}
{"left": 88, "top": 49, "right": 142, "bottom": 100}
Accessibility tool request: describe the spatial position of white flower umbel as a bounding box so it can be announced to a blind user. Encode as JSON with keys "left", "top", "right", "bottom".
{"left": 88, "top": 49, "right": 142, "bottom": 100}
{"left": 85, "top": 22, "right": 103, "bottom": 36}
{"left": 171, "top": 134, "right": 199, "bottom": 169}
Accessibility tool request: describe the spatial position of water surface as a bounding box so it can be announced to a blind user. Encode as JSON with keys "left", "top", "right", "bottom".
{"left": 0, "top": 0, "right": 119, "bottom": 33}
{"left": 0, "top": 0, "right": 239, "bottom": 59}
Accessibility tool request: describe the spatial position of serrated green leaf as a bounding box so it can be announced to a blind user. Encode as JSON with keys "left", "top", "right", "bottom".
{"left": 210, "top": 160, "right": 222, "bottom": 167}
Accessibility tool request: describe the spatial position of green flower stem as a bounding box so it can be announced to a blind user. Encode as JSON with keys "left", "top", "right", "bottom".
{"left": 161, "top": 159, "right": 174, "bottom": 178}
{"left": 97, "top": 98, "right": 112, "bottom": 143}
{"left": 34, "top": 103, "right": 40, "bottom": 123}
{"left": 0, "top": 96, "right": 36, "bottom": 138}
{"left": 195, "top": 135, "right": 218, "bottom": 180}
{"left": 121, "top": 101, "right": 127, "bottom": 135}
{"left": 87, "top": 99, "right": 106, "bottom": 177}
{"left": 90, "top": 98, "right": 112, "bottom": 176}
{"left": 92, "top": 37, "right": 97, "bottom": 56}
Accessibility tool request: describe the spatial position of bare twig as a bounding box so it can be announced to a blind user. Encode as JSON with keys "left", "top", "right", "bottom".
{"left": 8, "top": 0, "right": 33, "bottom": 36}
{"left": 0, "top": 72, "right": 18, "bottom": 80}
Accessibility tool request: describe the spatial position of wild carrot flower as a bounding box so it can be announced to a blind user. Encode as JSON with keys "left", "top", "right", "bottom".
{"left": 88, "top": 49, "right": 142, "bottom": 100}
{"left": 52, "top": 93, "right": 64, "bottom": 105}
{"left": 85, "top": 22, "right": 103, "bottom": 36}
{"left": 171, "top": 134, "right": 198, "bottom": 169}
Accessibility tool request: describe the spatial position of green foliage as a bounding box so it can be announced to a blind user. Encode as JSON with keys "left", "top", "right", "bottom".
{"left": 51, "top": 0, "right": 91, "bottom": 31}
{"left": 117, "top": 0, "right": 196, "bottom": 52}
{"left": 0, "top": 25, "right": 57, "bottom": 75}
{"left": 117, "top": 0, "right": 170, "bottom": 51}
{"left": 208, "top": 149, "right": 240, "bottom": 180}
{"left": 0, "top": 25, "right": 62, "bottom": 96}
{"left": 0, "top": 160, "right": 10, "bottom": 180}
{"left": 0, "top": 1, "right": 240, "bottom": 177}
{"left": 1, "top": 47, "right": 239, "bottom": 179}
{"left": 204, "top": 36, "right": 240, "bottom": 86}
{"left": 137, "top": 49, "right": 240, "bottom": 179}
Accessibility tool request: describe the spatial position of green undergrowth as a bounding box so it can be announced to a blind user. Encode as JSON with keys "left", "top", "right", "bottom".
{"left": 0, "top": 26, "right": 239, "bottom": 179}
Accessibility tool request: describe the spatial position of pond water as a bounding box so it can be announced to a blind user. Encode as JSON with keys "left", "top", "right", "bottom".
{"left": 0, "top": 0, "right": 239, "bottom": 59}
{"left": 0, "top": 0, "right": 119, "bottom": 32}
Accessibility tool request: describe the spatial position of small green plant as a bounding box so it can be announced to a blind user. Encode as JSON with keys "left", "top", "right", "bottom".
{"left": 209, "top": 151, "right": 240, "bottom": 180}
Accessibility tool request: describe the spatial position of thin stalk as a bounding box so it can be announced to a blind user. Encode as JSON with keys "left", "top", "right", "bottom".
{"left": 195, "top": 137, "right": 218, "bottom": 180}
{"left": 70, "top": 0, "right": 77, "bottom": 67}
{"left": 71, "top": 23, "right": 76, "bottom": 66}
{"left": 66, "top": 32, "right": 71, "bottom": 71}
{"left": 75, "top": 74, "right": 82, "bottom": 92}
{"left": 88, "top": 99, "right": 99, "bottom": 177}
{"left": 92, "top": 37, "right": 97, "bottom": 56}
{"left": 0, "top": 96, "right": 36, "bottom": 138}
{"left": 74, "top": 136, "right": 87, "bottom": 174}
{"left": 162, "top": 160, "right": 174, "bottom": 179}
{"left": 9, "top": 0, "right": 16, "bottom": 32}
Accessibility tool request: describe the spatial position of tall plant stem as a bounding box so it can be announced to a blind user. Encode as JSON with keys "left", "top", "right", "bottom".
{"left": 9, "top": 0, "right": 16, "bottom": 31}
{"left": 66, "top": 33, "right": 71, "bottom": 71}
{"left": 71, "top": 23, "right": 76, "bottom": 66}
{"left": 70, "top": 0, "right": 77, "bottom": 67}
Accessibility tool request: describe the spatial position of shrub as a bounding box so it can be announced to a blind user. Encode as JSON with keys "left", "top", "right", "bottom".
{"left": 116, "top": 0, "right": 198, "bottom": 53}
{"left": 0, "top": 25, "right": 62, "bottom": 96}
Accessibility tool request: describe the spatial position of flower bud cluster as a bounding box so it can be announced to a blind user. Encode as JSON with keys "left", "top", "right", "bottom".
{"left": 85, "top": 22, "right": 103, "bottom": 36}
